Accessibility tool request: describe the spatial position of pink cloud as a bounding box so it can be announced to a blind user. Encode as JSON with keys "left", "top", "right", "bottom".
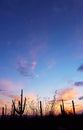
{"left": 0, "top": 99, "right": 6, "bottom": 106}
{"left": 57, "top": 86, "right": 78, "bottom": 101}
{"left": 31, "top": 61, "right": 37, "bottom": 69}
{"left": 1, "top": 92, "right": 20, "bottom": 101}
{"left": 0, "top": 79, "right": 23, "bottom": 91}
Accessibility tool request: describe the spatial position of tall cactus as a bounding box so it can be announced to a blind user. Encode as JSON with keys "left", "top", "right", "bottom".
{"left": 72, "top": 100, "right": 75, "bottom": 115}
{"left": 40, "top": 101, "right": 42, "bottom": 116}
{"left": 11, "top": 101, "right": 15, "bottom": 116}
{"left": 2, "top": 104, "right": 7, "bottom": 117}
{"left": 12, "top": 89, "right": 26, "bottom": 117}
{"left": 60, "top": 99, "right": 65, "bottom": 115}
{"left": 2, "top": 107, "right": 4, "bottom": 116}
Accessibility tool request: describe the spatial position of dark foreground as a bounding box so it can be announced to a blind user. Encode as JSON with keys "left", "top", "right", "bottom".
{"left": 0, "top": 114, "right": 83, "bottom": 130}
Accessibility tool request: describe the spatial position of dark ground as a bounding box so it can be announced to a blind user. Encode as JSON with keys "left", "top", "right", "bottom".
{"left": 0, "top": 114, "right": 83, "bottom": 130}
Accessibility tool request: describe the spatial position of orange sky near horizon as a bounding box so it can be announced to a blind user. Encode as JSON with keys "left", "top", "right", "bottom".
{"left": 0, "top": 85, "right": 83, "bottom": 115}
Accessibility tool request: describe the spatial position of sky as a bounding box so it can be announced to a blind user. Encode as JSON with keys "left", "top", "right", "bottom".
{"left": 0, "top": 0, "right": 83, "bottom": 114}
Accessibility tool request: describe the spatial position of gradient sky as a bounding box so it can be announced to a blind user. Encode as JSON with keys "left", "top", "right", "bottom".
{"left": 0, "top": 0, "right": 83, "bottom": 114}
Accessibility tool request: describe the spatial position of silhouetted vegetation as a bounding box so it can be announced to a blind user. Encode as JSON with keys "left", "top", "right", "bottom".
{"left": 1, "top": 89, "right": 83, "bottom": 130}
{"left": 1, "top": 113, "right": 83, "bottom": 130}
{"left": 60, "top": 99, "right": 66, "bottom": 116}
{"left": 72, "top": 100, "right": 76, "bottom": 115}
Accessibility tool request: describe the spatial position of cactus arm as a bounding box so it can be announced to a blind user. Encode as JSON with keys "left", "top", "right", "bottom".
{"left": 12, "top": 100, "right": 20, "bottom": 114}
{"left": 23, "top": 97, "right": 26, "bottom": 111}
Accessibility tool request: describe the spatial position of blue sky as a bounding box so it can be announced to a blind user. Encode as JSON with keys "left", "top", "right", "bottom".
{"left": 0, "top": 0, "right": 83, "bottom": 113}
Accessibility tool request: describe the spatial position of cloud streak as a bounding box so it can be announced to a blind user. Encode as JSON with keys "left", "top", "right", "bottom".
{"left": 74, "top": 81, "right": 83, "bottom": 86}
{"left": 77, "top": 64, "right": 83, "bottom": 71}
{"left": 0, "top": 99, "right": 6, "bottom": 106}
{"left": 0, "top": 79, "right": 22, "bottom": 91}
{"left": 58, "top": 86, "right": 78, "bottom": 101}
{"left": 1, "top": 92, "right": 20, "bottom": 101}
{"left": 78, "top": 96, "right": 83, "bottom": 100}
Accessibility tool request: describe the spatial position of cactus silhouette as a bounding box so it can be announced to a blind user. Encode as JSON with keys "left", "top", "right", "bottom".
{"left": 72, "top": 100, "right": 75, "bottom": 115}
{"left": 12, "top": 89, "right": 26, "bottom": 117}
{"left": 40, "top": 101, "right": 42, "bottom": 116}
{"left": 2, "top": 107, "right": 4, "bottom": 116}
{"left": 2, "top": 104, "right": 7, "bottom": 117}
{"left": 11, "top": 101, "right": 15, "bottom": 116}
{"left": 60, "top": 99, "right": 65, "bottom": 115}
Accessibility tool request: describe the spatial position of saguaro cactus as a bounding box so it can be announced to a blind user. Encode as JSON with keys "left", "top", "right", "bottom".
{"left": 2, "top": 104, "right": 7, "bottom": 117}
{"left": 12, "top": 89, "right": 26, "bottom": 117}
{"left": 72, "top": 100, "right": 75, "bottom": 115}
{"left": 2, "top": 107, "right": 4, "bottom": 116}
{"left": 40, "top": 101, "right": 42, "bottom": 116}
{"left": 60, "top": 99, "right": 65, "bottom": 115}
{"left": 11, "top": 101, "right": 15, "bottom": 116}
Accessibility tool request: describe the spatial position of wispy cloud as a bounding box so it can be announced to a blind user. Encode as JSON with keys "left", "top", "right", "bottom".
{"left": 17, "top": 57, "right": 37, "bottom": 78}
{"left": 31, "top": 61, "right": 37, "bottom": 70}
{"left": 0, "top": 99, "right": 6, "bottom": 106}
{"left": 78, "top": 96, "right": 83, "bottom": 100}
{"left": 77, "top": 64, "right": 83, "bottom": 71}
{"left": 0, "top": 79, "right": 22, "bottom": 91}
{"left": 1, "top": 92, "right": 20, "bottom": 101}
{"left": 58, "top": 86, "right": 78, "bottom": 101}
{"left": 74, "top": 81, "right": 83, "bottom": 86}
